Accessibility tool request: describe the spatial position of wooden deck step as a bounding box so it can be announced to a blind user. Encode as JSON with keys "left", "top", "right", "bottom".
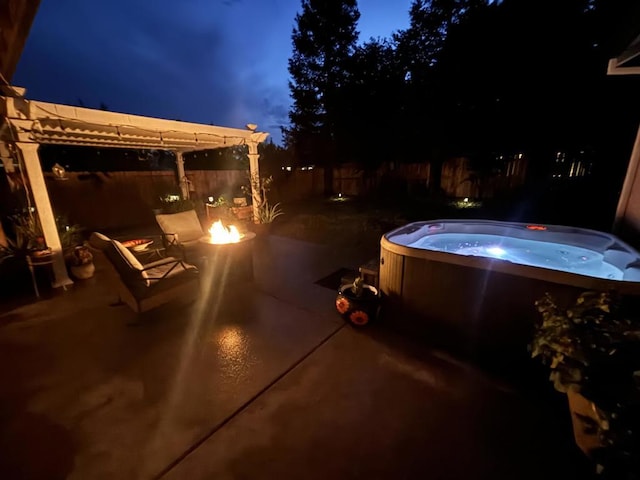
{"left": 359, "top": 257, "right": 380, "bottom": 288}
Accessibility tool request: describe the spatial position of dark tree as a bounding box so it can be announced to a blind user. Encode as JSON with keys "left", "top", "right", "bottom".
{"left": 394, "top": 0, "right": 484, "bottom": 78}
{"left": 284, "top": 0, "right": 360, "bottom": 195}
{"left": 426, "top": 0, "right": 640, "bottom": 226}
{"left": 341, "top": 38, "right": 407, "bottom": 169}
{"left": 258, "top": 139, "right": 294, "bottom": 176}
{"left": 393, "top": 0, "right": 488, "bottom": 194}
{"left": 433, "top": 0, "right": 636, "bottom": 175}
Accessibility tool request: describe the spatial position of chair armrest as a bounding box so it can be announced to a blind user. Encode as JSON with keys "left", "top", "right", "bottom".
{"left": 141, "top": 257, "right": 198, "bottom": 283}
{"left": 159, "top": 232, "right": 180, "bottom": 244}
{"left": 142, "top": 257, "right": 183, "bottom": 269}
{"left": 141, "top": 259, "right": 182, "bottom": 279}
{"left": 159, "top": 233, "right": 187, "bottom": 259}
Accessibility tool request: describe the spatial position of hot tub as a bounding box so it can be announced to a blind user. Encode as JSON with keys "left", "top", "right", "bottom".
{"left": 379, "top": 220, "right": 640, "bottom": 367}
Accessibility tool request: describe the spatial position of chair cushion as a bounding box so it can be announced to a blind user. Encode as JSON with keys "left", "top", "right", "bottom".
{"left": 112, "top": 239, "right": 144, "bottom": 271}
{"left": 142, "top": 259, "right": 198, "bottom": 286}
{"left": 155, "top": 210, "right": 204, "bottom": 243}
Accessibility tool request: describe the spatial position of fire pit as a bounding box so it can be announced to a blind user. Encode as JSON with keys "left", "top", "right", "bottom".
{"left": 198, "top": 220, "right": 256, "bottom": 281}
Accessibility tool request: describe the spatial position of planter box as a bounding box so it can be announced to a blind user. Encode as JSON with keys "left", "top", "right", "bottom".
{"left": 567, "top": 389, "right": 603, "bottom": 456}
{"left": 230, "top": 206, "right": 253, "bottom": 221}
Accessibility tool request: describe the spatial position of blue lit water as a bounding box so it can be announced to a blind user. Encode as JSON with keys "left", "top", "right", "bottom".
{"left": 409, "top": 233, "right": 622, "bottom": 280}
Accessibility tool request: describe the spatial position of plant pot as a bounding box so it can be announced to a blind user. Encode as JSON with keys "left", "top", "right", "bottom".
{"left": 567, "top": 389, "right": 603, "bottom": 457}
{"left": 70, "top": 262, "right": 95, "bottom": 280}
{"left": 251, "top": 223, "right": 271, "bottom": 236}
{"left": 335, "top": 282, "right": 381, "bottom": 327}
{"left": 29, "top": 248, "right": 53, "bottom": 264}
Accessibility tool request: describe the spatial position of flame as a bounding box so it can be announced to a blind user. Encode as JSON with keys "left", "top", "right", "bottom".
{"left": 208, "top": 220, "right": 241, "bottom": 244}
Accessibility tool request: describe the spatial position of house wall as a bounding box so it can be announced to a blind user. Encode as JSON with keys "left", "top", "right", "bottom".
{"left": 614, "top": 126, "right": 640, "bottom": 246}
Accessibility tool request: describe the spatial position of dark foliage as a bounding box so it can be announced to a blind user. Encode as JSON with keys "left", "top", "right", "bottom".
{"left": 284, "top": 0, "right": 360, "bottom": 194}
{"left": 283, "top": 0, "right": 640, "bottom": 213}
{"left": 532, "top": 291, "right": 640, "bottom": 479}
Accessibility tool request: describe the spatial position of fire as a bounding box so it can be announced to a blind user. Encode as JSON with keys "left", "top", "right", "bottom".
{"left": 208, "top": 220, "right": 241, "bottom": 244}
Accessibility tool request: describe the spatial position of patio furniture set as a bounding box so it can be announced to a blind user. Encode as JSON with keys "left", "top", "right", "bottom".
{"left": 88, "top": 209, "right": 255, "bottom": 314}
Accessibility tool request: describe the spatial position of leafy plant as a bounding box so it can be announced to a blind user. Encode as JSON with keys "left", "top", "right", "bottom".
{"left": 257, "top": 202, "right": 284, "bottom": 224}
{"left": 0, "top": 211, "right": 87, "bottom": 264}
{"left": 351, "top": 276, "right": 365, "bottom": 297}
{"left": 0, "top": 212, "right": 45, "bottom": 263}
{"left": 160, "top": 198, "right": 196, "bottom": 214}
{"left": 531, "top": 291, "right": 640, "bottom": 478}
{"left": 241, "top": 173, "right": 284, "bottom": 224}
{"left": 207, "top": 195, "right": 228, "bottom": 208}
{"left": 55, "top": 214, "right": 83, "bottom": 250}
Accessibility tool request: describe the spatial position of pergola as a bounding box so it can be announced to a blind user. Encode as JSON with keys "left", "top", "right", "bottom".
{"left": 0, "top": 91, "right": 269, "bottom": 289}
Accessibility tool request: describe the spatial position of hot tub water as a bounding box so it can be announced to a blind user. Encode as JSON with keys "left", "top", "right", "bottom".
{"left": 408, "top": 233, "right": 622, "bottom": 280}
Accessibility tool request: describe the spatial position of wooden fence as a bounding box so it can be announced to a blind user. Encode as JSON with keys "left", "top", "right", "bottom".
{"left": 43, "top": 158, "right": 527, "bottom": 231}
{"left": 45, "top": 170, "right": 248, "bottom": 231}
{"left": 441, "top": 156, "right": 528, "bottom": 198}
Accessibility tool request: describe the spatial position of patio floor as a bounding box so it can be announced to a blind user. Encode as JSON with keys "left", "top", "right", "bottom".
{"left": 0, "top": 234, "right": 594, "bottom": 479}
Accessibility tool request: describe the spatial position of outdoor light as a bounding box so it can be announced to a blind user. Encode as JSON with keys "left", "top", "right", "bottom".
{"left": 208, "top": 196, "right": 214, "bottom": 203}
{"left": 463, "top": 197, "right": 469, "bottom": 203}
{"left": 52, "top": 163, "right": 68, "bottom": 180}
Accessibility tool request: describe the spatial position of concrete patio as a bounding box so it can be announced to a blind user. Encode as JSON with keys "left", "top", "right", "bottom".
{"left": 0, "top": 234, "right": 594, "bottom": 479}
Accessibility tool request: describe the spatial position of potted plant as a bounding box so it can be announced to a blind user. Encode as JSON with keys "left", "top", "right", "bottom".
{"left": 0, "top": 212, "right": 51, "bottom": 296}
{"left": 242, "top": 174, "right": 284, "bottom": 234}
{"left": 1, "top": 211, "right": 49, "bottom": 261}
{"left": 68, "top": 244, "right": 95, "bottom": 279}
{"left": 530, "top": 290, "right": 640, "bottom": 478}
{"left": 335, "top": 276, "right": 381, "bottom": 327}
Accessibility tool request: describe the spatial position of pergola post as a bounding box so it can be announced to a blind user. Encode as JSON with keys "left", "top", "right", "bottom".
{"left": 247, "top": 141, "right": 261, "bottom": 223}
{"left": 15, "top": 142, "right": 73, "bottom": 289}
{"left": 175, "top": 151, "right": 189, "bottom": 199}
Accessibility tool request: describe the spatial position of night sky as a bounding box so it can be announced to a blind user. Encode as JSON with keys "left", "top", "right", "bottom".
{"left": 14, "top": 0, "right": 412, "bottom": 145}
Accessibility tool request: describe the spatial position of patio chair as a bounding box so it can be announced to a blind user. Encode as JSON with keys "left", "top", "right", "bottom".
{"left": 89, "top": 232, "right": 200, "bottom": 314}
{"left": 154, "top": 209, "right": 207, "bottom": 263}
